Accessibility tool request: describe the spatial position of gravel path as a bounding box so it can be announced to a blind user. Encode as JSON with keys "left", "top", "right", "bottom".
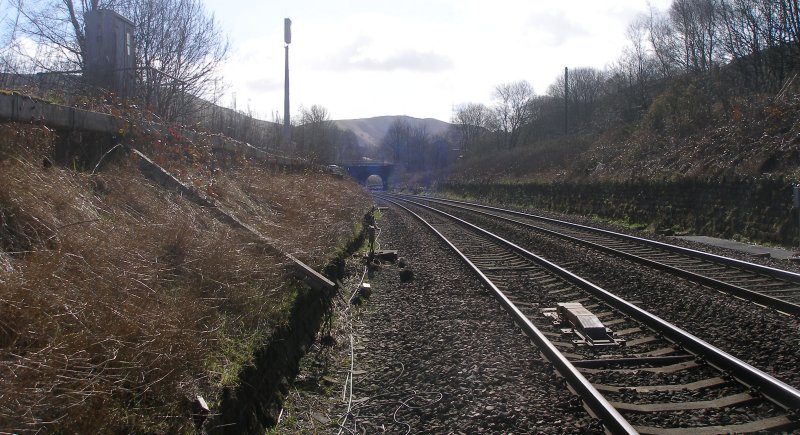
{"left": 274, "top": 203, "right": 600, "bottom": 434}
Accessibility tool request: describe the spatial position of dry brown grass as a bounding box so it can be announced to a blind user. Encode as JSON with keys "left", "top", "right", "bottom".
{"left": 442, "top": 89, "right": 800, "bottom": 184}
{"left": 0, "top": 123, "right": 371, "bottom": 432}
{"left": 212, "top": 167, "right": 369, "bottom": 267}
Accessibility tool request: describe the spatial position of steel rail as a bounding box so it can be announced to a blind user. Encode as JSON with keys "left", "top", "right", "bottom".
{"left": 399, "top": 194, "right": 800, "bottom": 284}
{"left": 384, "top": 194, "right": 800, "bottom": 414}
{"left": 392, "top": 194, "right": 800, "bottom": 315}
{"left": 380, "top": 196, "right": 638, "bottom": 435}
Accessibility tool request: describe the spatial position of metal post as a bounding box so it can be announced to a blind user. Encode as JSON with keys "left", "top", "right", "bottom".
{"left": 283, "top": 18, "right": 292, "bottom": 147}
{"left": 794, "top": 186, "right": 800, "bottom": 251}
{"left": 283, "top": 45, "right": 290, "bottom": 144}
{"left": 564, "top": 66, "right": 568, "bottom": 135}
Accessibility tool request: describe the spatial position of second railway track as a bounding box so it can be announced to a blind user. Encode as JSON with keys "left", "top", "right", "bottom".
{"left": 377, "top": 194, "right": 800, "bottom": 434}
{"left": 397, "top": 193, "right": 800, "bottom": 315}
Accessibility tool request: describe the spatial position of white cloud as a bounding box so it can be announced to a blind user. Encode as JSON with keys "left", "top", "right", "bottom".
{"left": 320, "top": 38, "right": 454, "bottom": 73}
{"left": 205, "top": 0, "right": 673, "bottom": 121}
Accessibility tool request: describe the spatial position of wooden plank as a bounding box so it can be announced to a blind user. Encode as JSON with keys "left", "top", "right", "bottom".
{"left": 593, "top": 376, "right": 727, "bottom": 393}
{"left": 635, "top": 415, "right": 796, "bottom": 435}
{"left": 610, "top": 392, "right": 755, "bottom": 412}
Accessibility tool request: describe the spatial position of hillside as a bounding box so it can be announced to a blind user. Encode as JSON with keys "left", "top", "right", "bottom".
{"left": 335, "top": 115, "right": 451, "bottom": 147}
{"left": 418, "top": 81, "right": 800, "bottom": 248}
{"left": 438, "top": 86, "right": 800, "bottom": 184}
{"left": 0, "top": 117, "right": 371, "bottom": 432}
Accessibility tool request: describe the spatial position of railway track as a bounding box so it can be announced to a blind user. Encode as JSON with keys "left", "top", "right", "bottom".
{"left": 394, "top": 194, "right": 800, "bottom": 316}
{"left": 378, "top": 194, "right": 800, "bottom": 434}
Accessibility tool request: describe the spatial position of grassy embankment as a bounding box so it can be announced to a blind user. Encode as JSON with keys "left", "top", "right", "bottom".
{"left": 0, "top": 117, "right": 371, "bottom": 432}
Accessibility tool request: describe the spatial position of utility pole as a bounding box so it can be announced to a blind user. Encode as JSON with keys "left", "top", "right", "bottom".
{"left": 564, "top": 66, "right": 569, "bottom": 135}
{"left": 794, "top": 186, "right": 800, "bottom": 253}
{"left": 283, "top": 18, "right": 292, "bottom": 146}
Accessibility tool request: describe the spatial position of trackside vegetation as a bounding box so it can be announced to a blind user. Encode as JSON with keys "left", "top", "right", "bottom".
{"left": 0, "top": 120, "right": 371, "bottom": 432}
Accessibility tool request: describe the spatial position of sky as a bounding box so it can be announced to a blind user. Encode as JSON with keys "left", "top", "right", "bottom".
{"left": 201, "top": 0, "right": 672, "bottom": 122}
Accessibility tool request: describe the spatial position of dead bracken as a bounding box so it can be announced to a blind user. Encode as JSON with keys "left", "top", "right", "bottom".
{"left": 0, "top": 122, "right": 371, "bottom": 432}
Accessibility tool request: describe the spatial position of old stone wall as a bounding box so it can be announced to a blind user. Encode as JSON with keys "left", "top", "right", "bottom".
{"left": 440, "top": 177, "right": 798, "bottom": 246}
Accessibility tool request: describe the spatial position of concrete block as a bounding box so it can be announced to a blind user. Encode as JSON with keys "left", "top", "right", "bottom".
{"left": 374, "top": 250, "right": 398, "bottom": 262}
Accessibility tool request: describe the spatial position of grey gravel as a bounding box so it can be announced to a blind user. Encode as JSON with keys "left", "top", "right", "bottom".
{"left": 437, "top": 203, "right": 800, "bottom": 390}
{"left": 275, "top": 203, "right": 602, "bottom": 434}
{"left": 330, "top": 204, "right": 600, "bottom": 434}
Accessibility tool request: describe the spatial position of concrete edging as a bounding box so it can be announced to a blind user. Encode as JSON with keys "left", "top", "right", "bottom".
{"left": 0, "top": 92, "right": 305, "bottom": 167}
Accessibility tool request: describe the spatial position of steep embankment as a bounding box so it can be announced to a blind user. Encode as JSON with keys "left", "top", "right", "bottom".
{"left": 0, "top": 121, "right": 371, "bottom": 432}
{"left": 434, "top": 88, "right": 800, "bottom": 247}
{"left": 446, "top": 91, "right": 800, "bottom": 183}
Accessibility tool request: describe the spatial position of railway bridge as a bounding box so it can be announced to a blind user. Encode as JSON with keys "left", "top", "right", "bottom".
{"left": 340, "top": 162, "right": 394, "bottom": 190}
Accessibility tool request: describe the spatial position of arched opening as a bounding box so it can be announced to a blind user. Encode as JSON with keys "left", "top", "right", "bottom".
{"left": 366, "top": 174, "right": 384, "bottom": 190}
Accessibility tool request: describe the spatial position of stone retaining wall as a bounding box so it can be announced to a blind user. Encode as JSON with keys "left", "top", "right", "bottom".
{"left": 440, "top": 177, "right": 798, "bottom": 246}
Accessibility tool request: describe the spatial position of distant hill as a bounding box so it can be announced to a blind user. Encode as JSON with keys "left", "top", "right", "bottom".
{"left": 334, "top": 115, "right": 451, "bottom": 147}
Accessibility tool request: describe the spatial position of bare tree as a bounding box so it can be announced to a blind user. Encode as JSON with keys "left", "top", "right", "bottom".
{"left": 669, "top": 0, "right": 721, "bottom": 73}
{"left": 493, "top": 80, "right": 534, "bottom": 148}
{"left": 426, "top": 133, "right": 452, "bottom": 170}
{"left": 648, "top": 5, "right": 682, "bottom": 77}
{"left": 14, "top": 0, "right": 227, "bottom": 121}
{"left": 268, "top": 110, "right": 285, "bottom": 152}
{"left": 12, "top": 0, "right": 118, "bottom": 71}
{"left": 124, "top": 0, "right": 228, "bottom": 120}
{"left": 450, "top": 102, "right": 493, "bottom": 155}
{"left": 0, "top": 1, "right": 34, "bottom": 78}
{"left": 407, "top": 124, "right": 430, "bottom": 171}
{"left": 336, "top": 129, "right": 362, "bottom": 163}
{"left": 783, "top": 0, "right": 800, "bottom": 48}
{"left": 294, "top": 104, "right": 339, "bottom": 163}
{"left": 718, "top": 0, "right": 770, "bottom": 88}
{"left": 381, "top": 118, "right": 411, "bottom": 163}
{"left": 628, "top": 16, "right": 661, "bottom": 95}
{"left": 523, "top": 95, "right": 556, "bottom": 138}
{"left": 547, "top": 67, "right": 606, "bottom": 129}
{"left": 379, "top": 118, "right": 452, "bottom": 173}
{"left": 749, "top": 0, "right": 797, "bottom": 89}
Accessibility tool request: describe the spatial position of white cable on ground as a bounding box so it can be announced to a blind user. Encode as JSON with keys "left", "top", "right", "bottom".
{"left": 373, "top": 226, "right": 382, "bottom": 252}
{"left": 337, "top": 269, "right": 362, "bottom": 434}
{"left": 336, "top": 331, "right": 356, "bottom": 435}
{"left": 336, "top": 207, "right": 384, "bottom": 434}
{"left": 346, "top": 266, "right": 368, "bottom": 308}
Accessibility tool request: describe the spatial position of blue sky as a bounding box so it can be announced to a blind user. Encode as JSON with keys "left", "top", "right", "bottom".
{"left": 192, "top": 0, "right": 671, "bottom": 121}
